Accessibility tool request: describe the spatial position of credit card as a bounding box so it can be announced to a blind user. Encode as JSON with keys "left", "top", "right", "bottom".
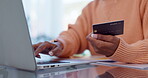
{"left": 93, "top": 20, "right": 124, "bottom": 35}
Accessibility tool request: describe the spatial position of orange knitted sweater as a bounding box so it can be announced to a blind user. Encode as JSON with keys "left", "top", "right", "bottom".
{"left": 57, "top": 0, "right": 148, "bottom": 63}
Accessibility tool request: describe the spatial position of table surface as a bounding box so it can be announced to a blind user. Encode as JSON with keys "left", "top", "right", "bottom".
{"left": 0, "top": 64, "right": 148, "bottom": 78}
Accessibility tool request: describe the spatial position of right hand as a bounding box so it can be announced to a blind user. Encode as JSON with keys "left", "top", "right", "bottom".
{"left": 33, "top": 41, "right": 63, "bottom": 58}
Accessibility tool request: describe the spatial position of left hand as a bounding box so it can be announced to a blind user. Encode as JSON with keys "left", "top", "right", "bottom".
{"left": 86, "top": 33, "right": 120, "bottom": 57}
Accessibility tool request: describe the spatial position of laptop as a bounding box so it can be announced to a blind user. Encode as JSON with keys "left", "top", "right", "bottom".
{"left": 0, "top": 0, "right": 99, "bottom": 71}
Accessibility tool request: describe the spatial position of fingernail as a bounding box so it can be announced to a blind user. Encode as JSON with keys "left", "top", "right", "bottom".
{"left": 49, "top": 51, "right": 53, "bottom": 56}
{"left": 92, "top": 34, "right": 97, "bottom": 39}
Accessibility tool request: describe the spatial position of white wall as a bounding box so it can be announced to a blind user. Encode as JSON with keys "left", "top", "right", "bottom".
{"left": 22, "top": 0, "right": 93, "bottom": 44}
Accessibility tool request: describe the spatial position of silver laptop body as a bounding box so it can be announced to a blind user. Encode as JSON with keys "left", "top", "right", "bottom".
{"left": 0, "top": 0, "right": 37, "bottom": 71}
{"left": 0, "top": 0, "right": 97, "bottom": 71}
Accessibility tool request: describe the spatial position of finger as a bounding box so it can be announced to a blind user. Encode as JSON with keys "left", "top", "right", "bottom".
{"left": 97, "top": 34, "right": 118, "bottom": 43}
{"left": 32, "top": 42, "right": 43, "bottom": 50}
{"left": 49, "top": 42, "right": 62, "bottom": 56}
{"left": 87, "top": 33, "right": 104, "bottom": 48}
{"left": 34, "top": 43, "right": 47, "bottom": 56}
{"left": 93, "top": 40, "right": 115, "bottom": 56}
{"left": 38, "top": 42, "right": 57, "bottom": 56}
{"left": 49, "top": 41, "right": 63, "bottom": 56}
{"left": 40, "top": 49, "right": 51, "bottom": 55}
{"left": 87, "top": 34, "right": 97, "bottom": 44}
{"left": 87, "top": 34, "right": 114, "bottom": 48}
{"left": 34, "top": 41, "right": 55, "bottom": 55}
{"left": 86, "top": 32, "right": 93, "bottom": 38}
{"left": 96, "top": 39, "right": 115, "bottom": 49}
{"left": 51, "top": 47, "right": 63, "bottom": 56}
{"left": 87, "top": 36, "right": 102, "bottom": 51}
{"left": 87, "top": 37, "right": 107, "bottom": 55}
{"left": 91, "top": 34, "right": 98, "bottom": 39}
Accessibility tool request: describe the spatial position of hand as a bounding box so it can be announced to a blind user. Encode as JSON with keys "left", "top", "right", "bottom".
{"left": 86, "top": 33, "right": 120, "bottom": 57}
{"left": 33, "top": 41, "right": 63, "bottom": 58}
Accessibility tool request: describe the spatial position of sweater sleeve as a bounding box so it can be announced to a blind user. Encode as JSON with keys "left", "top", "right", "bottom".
{"left": 109, "top": 1, "right": 148, "bottom": 64}
{"left": 56, "top": 1, "right": 96, "bottom": 58}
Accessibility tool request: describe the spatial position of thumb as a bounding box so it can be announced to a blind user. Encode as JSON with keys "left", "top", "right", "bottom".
{"left": 86, "top": 34, "right": 97, "bottom": 44}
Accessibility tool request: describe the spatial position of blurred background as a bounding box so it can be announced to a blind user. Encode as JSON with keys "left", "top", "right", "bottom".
{"left": 22, "top": 0, "right": 93, "bottom": 44}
